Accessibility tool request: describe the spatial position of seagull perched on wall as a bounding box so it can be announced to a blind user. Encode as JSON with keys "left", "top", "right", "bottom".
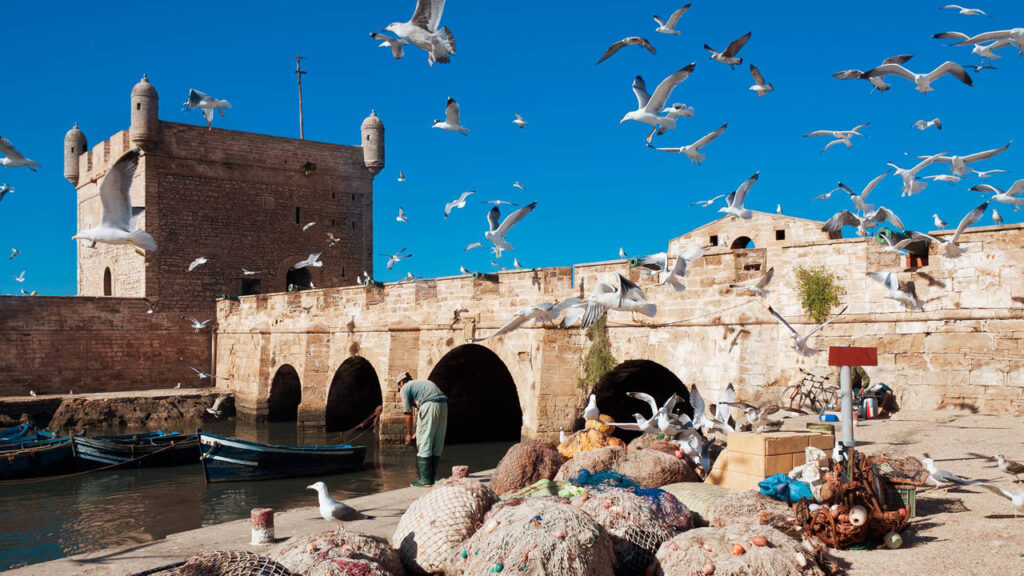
{"left": 924, "top": 142, "right": 1012, "bottom": 176}
{"left": 561, "top": 273, "right": 656, "bottom": 329}
{"left": 910, "top": 201, "right": 989, "bottom": 258}
{"left": 182, "top": 316, "right": 213, "bottom": 330}
{"left": 654, "top": 3, "right": 691, "bottom": 35}
{"left": 596, "top": 37, "right": 656, "bottom": 65}
{"left": 888, "top": 153, "right": 947, "bottom": 196}
{"left": 618, "top": 247, "right": 628, "bottom": 258}
{"left": 383, "top": 0, "right": 455, "bottom": 66}
{"left": 992, "top": 208, "right": 1004, "bottom": 224}
{"left": 0, "top": 136, "right": 40, "bottom": 171}
{"left": 468, "top": 299, "right": 583, "bottom": 342}
{"left": 584, "top": 394, "right": 600, "bottom": 421}
{"left": 72, "top": 149, "right": 156, "bottom": 254}
{"left": 768, "top": 305, "right": 848, "bottom": 357}
{"left": 291, "top": 252, "right": 323, "bottom": 270}
{"left": 868, "top": 272, "right": 924, "bottom": 311}
{"left": 444, "top": 190, "right": 475, "bottom": 218}
{"left": 821, "top": 206, "right": 904, "bottom": 237}
{"left": 182, "top": 89, "right": 231, "bottom": 128}
{"left": 0, "top": 183, "right": 13, "bottom": 203}
{"left": 370, "top": 31, "right": 407, "bottom": 59}
{"left": 971, "top": 182, "right": 1024, "bottom": 207}
{"left": 559, "top": 428, "right": 568, "bottom": 445}
{"left": 646, "top": 123, "right": 727, "bottom": 165}
{"left": 621, "top": 63, "right": 697, "bottom": 136}
{"left": 485, "top": 201, "right": 538, "bottom": 258}
{"left": 704, "top": 32, "right": 751, "bottom": 68}
{"left": 729, "top": 267, "right": 774, "bottom": 297}
{"left": 912, "top": 118, "right": 942, "bottom": 131}
{"left": 380, "top": 248, "right": 411, "bottom": 270}
{"left": 833, "top": 54, "right": 914, "bottom": 92}
{"left": 432, "top": 98, "right": 469, "bottom": 135}
{"left": 861, "top": 61, "right": 972, "bottom": 93}
{"left": 933, "top": 214, "right": 948, "bottom": 228}
{"left": 718, "top": 172, "right": 758, "bottom": 219}
{"left": 181, "top": 358, "right": 225, "bottom": 381}
{"left": 804, "top": 123, "right": 870, "bottom": 152}
{"left": 307, "top": 481, "right": 372, "bottom": 528}
{"left": 748, "top": 65, "right": 774, "bottom": 97}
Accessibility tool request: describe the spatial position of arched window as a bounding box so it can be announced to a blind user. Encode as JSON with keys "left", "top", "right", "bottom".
{"left": 103, "top": 268, "right": 112, "bottom": 296}
{"left": 730, "top": 236, "right": 755, "bottom": 250}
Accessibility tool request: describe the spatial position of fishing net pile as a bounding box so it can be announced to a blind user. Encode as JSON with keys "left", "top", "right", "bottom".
{"left": 445, "top": 497, "right": 616, "bottom": 576}
{"left": 504, "top": 478, "right": 586, "bottom": 500}
{"left": 271, "top": 529, "right": 404, "bottom": 576}
{"left": 557, "top": 416, "right": 627, "bottom": 459}
{"left": 705, "top": 490, "right": 796, "bottom": 531}
{"left": 392, "top": 477, "right": 498, "bottom": 575}
{"left": 626, "top": 435, "right": 678, "bottom": 456}
{"left": 555, "top": 446, "right": 698, "bottom": 488}
{"left": 555, "top": 446, "right": 626, "bottom": 481}
{"left": 489, "top": 440, "right": 566, "bottom": 496}
{"left": 172, "top": 551, "right": 296, "bottom": 576}
{"left": 652, "top": 524, "right": 825, "bottom": 576}
{"left": 569, "top": 487, "right": 679, "bottom": 574}
{"left": 660, "top": 482, "right": 737, "bottom": 525}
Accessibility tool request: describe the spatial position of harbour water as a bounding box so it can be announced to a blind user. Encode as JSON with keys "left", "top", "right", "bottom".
{"left": 0, "top": 420, "right": 513, "bottom": 572}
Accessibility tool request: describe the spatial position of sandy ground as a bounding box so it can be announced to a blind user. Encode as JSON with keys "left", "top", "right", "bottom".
{"left": 12, "top": 409, "right": 1024, "bottom": 576}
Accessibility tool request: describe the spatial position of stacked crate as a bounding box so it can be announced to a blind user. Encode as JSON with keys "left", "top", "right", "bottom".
{"left": 708, "top": 431, "right": 835, "bottom": 491}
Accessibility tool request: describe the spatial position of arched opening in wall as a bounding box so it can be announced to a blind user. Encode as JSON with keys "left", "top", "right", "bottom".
{"left": 427, "top": 344, "right": 522, "bottom": 444}
{"left": 286, "top": 267, "right": 313, "bottom": 291}
{"left": 325, "top": 357, "right": 382, "bottom": 431}
{"left": 268, "top": 365, "right": 302, "bottom": 422}
{"left": 590, "top": 360, "right": 692, "bottom": 441}
{"left": 103, "top": 268, "right": 112, "bottom": 296}
{"left": 730, "top": 236, "right": 755, "bottom": 250}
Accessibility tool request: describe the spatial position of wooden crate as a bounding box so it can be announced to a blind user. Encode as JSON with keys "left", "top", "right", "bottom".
{"left": 708, "top": 431, "right": 835, "bottom": 491}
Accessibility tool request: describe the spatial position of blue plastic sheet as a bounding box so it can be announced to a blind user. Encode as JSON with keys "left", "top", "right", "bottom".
{"left": 758, "top": 473, "right": 815, "bottom": 503}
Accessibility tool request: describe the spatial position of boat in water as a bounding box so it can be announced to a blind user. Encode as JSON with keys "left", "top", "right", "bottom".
{"left": 0, "top": 425, "right": 56, "bottom": 446}
{"left": 73, "top": 431, "right": 201, "bottom": 469}
{"left": 0, "top": 437, "right": 76, "bottom": 480}
{"left": 199, "top": 432, "right": 367, "bottom": 483}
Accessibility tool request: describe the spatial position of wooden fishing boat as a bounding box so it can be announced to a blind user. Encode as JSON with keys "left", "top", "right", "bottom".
{"left": 0, "top": 426, "right": 56, "bottom": 447}
{"left": 0, "top": 424, "right": 31, "bottom": 442}
{"left": 0, "top": 437, "right": 76, "bottom": 479}
{"left": 73, "top": 432, "right": 200, "bottom": 469}
{"left": 199, "top": 433, "right": 367, "bottom": 483}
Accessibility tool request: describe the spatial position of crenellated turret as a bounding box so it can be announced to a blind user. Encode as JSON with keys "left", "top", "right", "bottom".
{"left": 64, "top": 122, "right": 87, "bottom": 185}
{"left": 130, "top": 74, "right": 160, "bottom": 150}
{"left": 361, "top": 109, "right": 385, "bottom": 176}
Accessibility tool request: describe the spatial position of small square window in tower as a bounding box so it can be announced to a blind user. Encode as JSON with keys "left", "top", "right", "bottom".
{"left": 241, "top": 278, "right": 261, "bottom": 296}
{"left": 709, "top": 235, "right": 719, "bottom": 246}
{"left": 907, "top": 253, "right": 929, "bottom": 268}
{"left": 776, "top": 229, "right": 786, "bottom": 241}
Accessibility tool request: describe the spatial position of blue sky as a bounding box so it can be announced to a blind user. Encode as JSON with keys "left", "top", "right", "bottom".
{"left": 1, "top": 1, "right": 1022, "bottom": 292}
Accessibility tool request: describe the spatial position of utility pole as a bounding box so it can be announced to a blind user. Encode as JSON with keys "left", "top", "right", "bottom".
{"left": 295, "top": 56, "right": 306, "bottom": 139}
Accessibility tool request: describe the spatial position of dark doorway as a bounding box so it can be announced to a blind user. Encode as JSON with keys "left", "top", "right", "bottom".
{"left": 268, "top": 365, "right": 301, "bottom": 422}
{"left": 326, "top": 357, "right": 382, "bottom": 431}
{"left": 286, "top": 267, "right": 312, "bottom": 290}
{"left": 103, "top": 268, "right": 112, "bottom": 296}
{"left": 241, "top": 278, "right": 261, "bottom": 296}
{"left": 730, "top": 236, "right": 754, "bottom": 250}
{"left": 590, "top": 360, "right": 692, "bottom": 441}
{"left": 427, "top": 344, "right": 522, "bottom": 443}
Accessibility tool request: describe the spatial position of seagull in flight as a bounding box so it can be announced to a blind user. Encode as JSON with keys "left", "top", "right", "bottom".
{"left": 621, "top": 63, "right": 697, "bottom": 136}
{"left": 469, "top": 299, "right": 583, "bottom": 342}
{"left": 718, "top": 172, "right": 758, "bottom": 219}
{"left": 862, "top": 61, "right": 972, "bottom": 93}
{"left": 307, "top": 481, "right": 372, "bottom": 526}
{"left": 627, "top": 392, "right": 689, "bottom": 436}
{"left": 485, "top": 201, "right": 538, "bottom": 258}
{"left": 326, "top": 232, "right": 340, "bottom": 247}
{"left": 71, "top": 149, "right": 156, "bottom": 254}
{"left": 887, "top": 152, "right": 947, "bottom": 196}
{"left": 512, "top": 181, "right": 526, "bottom": 191}
{"left": 910, "top": 201, "right": 989, "bottom": 258}
{"left": 0, "top": 135, "right": 40, "bottom": 171}
{"left": 768, "top": 305, "right": 848, "bottom": 357}
{"left": 971, "top": 181, "right": 1024, "bottom": 207}
{"left": 182, "top": 316, "right": 213, "bottom": 330}
{"left": 383, "top": 0, "right": 456, "bottom": 66}
{"left": 973, "top": 168, "right": 1007, "bottom": 178}
{"left": 924, "top": 142, "right": 1011, "bottom": 176}
{"left": 608, "top": 413, "right": 659, "bottom": 435}
{"left": 978, "top": 483, "right": 1023, "bottom": 518}
{"left": 833, "top": 54, "right": 914, "bottom": 92}
{"left": 728, "top": 267, "right": 774, "bottom": 297}
{"left": 803, "top": 123, "right": 870, "bottom": 152}
{"left": 241, "top": 268, "right": 262, "bottom": 275}
{"left": 302, "top": 222, "right": 316, "bottom": 231}
{"left": 748, "top": 65, "right": 774, "bottom": 97}
{"left": 653, "top": 3, "right": 691, "bottom": 35}
{"left": 596, "top": 37, "right": 656, "bottom": 65}
{"left": 9, "top": 248, "right": 20, "bottom": 260}
{"left": 207, "top": 395, "right": 229, "bottom": 417}
{"left": 482, "top": 200, "right": 518, "bottom": 207}
{"left": 432, "top": 97, "right": 469, "bottom": 135}
{"left": 821, "top": 206, "right": 904, "bottom": 237}
{"left": 186, "top": 256, "right": 207, "bottom": 272}
{"left": 463, "top": 241, "right": 482, "bottom": 251}
{"left": 182, "top": 89, "right": 231, "bottom": 128}
{"left": 396, "top": 206, "right": 408, "bottom": 222}
{"left": 561, "top": 274, "right": 656, "bottom": 330}
{"left": 867, "top": 272, "right": 924, "bottom": 311}
{"left": 490, "top": 259, "right": 507, "bottom": 271}
{"left": 397, "top": 170, "right": 407, "bottom": 182}
{"left": 181, "top": 358, "right": 224, "bottom": 381}
{"left": 912, "top": 118, "right": 942, "bottom": 131}
{"left": 513, "top": 113, "right": 527, "bottom": 129}
{"left": 646, "top": 123, "right": 727, "bottom": 165}
{"left": 291, "top": 252, "right": 324, "bottom": 270}
{"left": 445, "top": 190, "right": 475, "bottom": 218}
{"left": 638, "top": 246, "right": 707, "bottom": 291}
{"left": 370, "top": 31, "right": 407, "bottom": 59}
{"left": 704, "top": 32, "right": 751, "bottom": 68}
{"left": 380, "top": 247, "right": 411, "bottom": 270}
{"left": 690, "top": 193, "right": 725, "bottom": 207}
{"left": 12, "top": 270, "right": 25, "bottom": 283}
{"left": 0, "top": 183, "right": 13, "bottom": 203}
{"left": 940, "top": 4, "right": 992, "bottom": 17}
{"left": 934, "top": 32, "right": 1012, "bottom": 62}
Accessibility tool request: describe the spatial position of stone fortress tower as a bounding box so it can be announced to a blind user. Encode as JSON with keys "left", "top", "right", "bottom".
{"left": 65, "top": 75, "right": 384, "bottom": 314}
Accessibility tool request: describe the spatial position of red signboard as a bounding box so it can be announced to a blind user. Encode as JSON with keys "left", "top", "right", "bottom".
{"left": 828, "top": 346, "right": 878, "bottom": 367}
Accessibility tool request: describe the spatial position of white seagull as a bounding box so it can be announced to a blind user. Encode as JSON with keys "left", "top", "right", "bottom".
{"left": 513, "top": 181, "right": 526, "bottom": 191}
{"left": 485, "top": 201, "right": 538, "bottom": 258}
{"left": 748, "top": 65, "right": 774, "bottom": 97}
{"left": 862, "top": 61, "right": 972, "bottom": 93}
{"left": 182, "top": 359, "right": 224, "bottom": 381}
{"left": 924, "top": 142, "right": 1011, "bottom": 176}
{"left": 9, "top": 248, "right": 20, "bottom": 260}
{"left": 396, "top": 206, "right": 408, "bottom": 222}
{"left": 468, "top": 299, "right": 583, "bottom": 342}
{"left": 182, "top": 316, "right": 213, "bottom": 330}
{"left": 992, "top": 208, "right": 1003, "bottom": 224}
{"left": 977, "top": 483, "right": 1023, "bottom": 519}
{"left": 608, "top": 413, "right": 658, "bottom": 435}
{"left": 71, "top": 149, "right": 156, "bottom": 254}
{"left": 491, "top": 259, "right": 507, "bottom": 271}
{"left": 459, "top": 265, "right": 470, "bottom": 274}
{"left": 924, "top": 174, "right": 963, "bottom": 184}
{"left": 384, "top": 0, "right": 455, "bottom": 66}
{"left": 821, "top": 206, "right": 905, "bottom": 237}
{"left": 241, "top": 268, "right": 262, "bottom": 275}
{"left": 513, "top": 258, "right": 522, "bottom": 269}
{"left": 481, "top": 200, "right": 518, "bottom": 207}
{"left": 971, "top": 182, "right": 1024, "bottom": 207}
{"left": 397, "top": 170, "right": 407, "bottom": 182}
{"left": 620, "top": 63, "right": 697, "bottom": 136}
{"left": 910, "top": 201, "right": 989, "bottom": 258}
{"left": 803, "top": 123, "right": 870, "bottom": 152}
{"left": 942, "top": 28, "right": 1024, "bottom": 56}
{"left": 596, "top": 37, "right": 656, "bottom": 65}
{"left": 690, "top": 193, "right": 725, "bottom": 207}
{"left": 0, "top": 136, "right": 40, "bottom": 171}
{"left": 444, "top": 190, "right": 475, "bottom": 218}
{"left": 867, "top": 272, "right": 924, "bottom": 311}
{"left": 704, "top": 32, "right": 751, "bottom": 68}
{"left": 513, "top": 113, "right": 528, "bottom": 129}
{"left": 559, "top": 428, "right": 568, "bottom": 445}
{"left": 584, "top": 394, "right": 600, "bottom": 421}
{"left": 370, "top": 31, "right": 407, "bottom": 59}
{"left": 618, "top": 247, "right": 628, "bottom": 258}
{"left": 12, "top": 270, "right": 25, "bottom": 283}
{"left": 0, "top": 183, "right": 13, "bottom": 202}
{"left": 432, "top": 97, "right": 469, "bottom": 135}
{"left": 912, "top": 118, "right": 942, "bottom": 131}
{"left": 973, "top": 169, "right": 1007, "bottom": 178}
{"left": 646, "top": 123, "right": 727, "bottom": 165}
{"left": 303, "top": 222, "right": 316, "bottom": 231}
{"left": 291, "top": 252, "right": 324, "bottom": 270}
{"left": 307, "top": 481, "right": 371, "bottom": 525}
{"left": 768, "top": 305, "right": 848, "bottom": 357}
{"left": 380, "top": 247, "right": 411, "bottom": 270}
{"left": 728, "top": 267, "right": 774, "bottom": 297}
{"left": 639, "top": 246, "right": 707, "bottom": 291}
{"left": 934, "top": 33, "right": 1012, "bottom": 62}
{"left": 833, "top": 54, "right": 915, "bottom": 92}
{"left": 933, "top": 214, "right": 948, "bottom": 228}
{"left": 940, "top": 5, "right": 992, "bottom": 17}
{"left": 182, "top": 89, "right": 231, "bottom": 128}
{"left": 463, "top": 242, "right": 482, "bottom": 251}
{"left": 887, "top": 152, "right": 947, "bottom": 196}
{"left": 207, "top": 395, "right": 229, "bottom": 417}
{"left": 718, "top": 172, "right": 759, "bottom": 219}
{"left": 561, "top": 273, "right": 656, "bottom": 330}
{"left": 188, "top": 257, "right": 208, "bottom": 272}
{"left": 653, "top": 3, "right": 691, "bottom": 35}
{"left": 922, "top": 456, "right": 988, "bottom": 490}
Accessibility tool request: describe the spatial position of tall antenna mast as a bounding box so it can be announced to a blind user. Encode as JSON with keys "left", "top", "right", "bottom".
{"left": 295, "top": 56, "right": 307, "bottom": 139}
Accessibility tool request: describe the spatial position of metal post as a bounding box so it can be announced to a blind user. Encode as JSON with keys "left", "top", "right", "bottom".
{"left": 839, "top": 365, "right": 855, "bottom": 470}
{"left": 295, "top": 56, "right": 306, "bottom": 140}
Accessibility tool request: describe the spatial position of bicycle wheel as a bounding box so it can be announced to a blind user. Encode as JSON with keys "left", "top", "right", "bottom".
{"left": 779, "top": 385, "right": 807, "bottom": 411}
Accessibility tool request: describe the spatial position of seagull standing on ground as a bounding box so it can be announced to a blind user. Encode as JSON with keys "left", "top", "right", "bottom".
{"left": 596, "top": 37, "right": 656, "bottom": 65}
{"left": 445, "top": 191, "right": 475, "bottom": 218}
{"left": 307, "top": 481, "right": 372, "bottom": 527}
{"left": 728, "top": 267, "right": 774, "bottom": 297}
{"left": 383, "top": 0, "right": 455, "bottom": 66}
{"left": 718, "top": 172, "right": 759, "bottom": 219}
{"left": 188, "top": 257, "right": 208, "bottom": 272}
{"left": 182, "top": 89, "right": 231, "bottom": 128}
{"left": 380, "top": 248, "right": 411, "bottom": 270}
{"left": 768, "top": 305, "right": 848, "bottom": 357}
{"left": 513, "top": 114, "right": 527, "bottom": 129}
{"left": 291, "top": 252, "right": 323, "bottom": 270}
{"left": 995, "top": 454, "right": 1024, "bottom": 483}
{"left": 926, "top": 142, "right": 1012, "bottom": 176}
{"left": 654, "top": 4, "right": 691, "bottom": 35}
{"left": 748, "top": 65, "right": 774, "bottom": 96}
{"left": 370, "top": 32, "right": 407, "bottom": 59}
{"left": 71, "top": 149, "right": 156, "bottom": 254}
{"left": 621, "top": 63, "right": 697, "bottom": 136}
{"left": 803, "top": 123, "right": 870, "bottom": 152}
{"left": 432, "top": 97, "right": 469, "bottom": 135}
{"left": 646, "top": 123, "right": 727, "bottom": 165}
{"left": 396, "top": 207, "right": 408, "bottom": 222}
{"left": 867, "top": 272, "right": 924, "bottom": 311}
{"left": 912, "top": 118, "right": 942, "bottom": 131}
{"left": 910, "top": 201, "right": 989, "bottom": 258}
{"left": 584, "top": 394, "right": 600, "bottom": 421}
{"left": 0, "top": 184, "right": 13, "bottom": 203}
{"left": 485, "top": 202, "right": 538, "bottom": 258}
{"left": 922, "top": 456, "right": 988, "bottom": 490}
{"left": 0, "top": 136, "right": 41, "bottom": 171}
{"left": 704, "top": 32, "right": 751, "bottom": 68}
{"left": 862, "top": 61, "right": 972, "bottom": 93}
{"left": 833, "top": 54, "right": 914, "bottom": 92}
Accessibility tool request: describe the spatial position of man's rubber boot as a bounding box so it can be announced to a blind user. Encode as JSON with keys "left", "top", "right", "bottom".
{"left": 430, "top": 456, "right": 442, "bottom": 483}
{"left": 410, "top": 457, "right": 434, "bottom": 487}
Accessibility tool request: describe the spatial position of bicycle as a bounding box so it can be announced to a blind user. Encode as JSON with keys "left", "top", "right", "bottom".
{"left": 779, "top": 368, "right": 838, "bottom": 412}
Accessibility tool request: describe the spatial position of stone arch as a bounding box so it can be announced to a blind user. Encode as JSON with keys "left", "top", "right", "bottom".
{"left": 268, "top": 364, "right": 302, "bottom": 422}
{"left": 589, "top": 360, "right": 692, "bottom": 441}
{"left": 325, "top": 356, "right": 382, "bottom": 431}
{"left": 286, "top": 267, "right": 313, "bottom": 291}
{"left": 103, "top": 267, "right": 112, "bottom": 296}
{"left": 427, "top": 344, "right": 523, "bottom": 444}
{"left": 730, "top": 236, "right": 755, "bottom": 249}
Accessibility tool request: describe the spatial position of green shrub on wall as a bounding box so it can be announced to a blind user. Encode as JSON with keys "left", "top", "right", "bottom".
{"left": 795, "top": 265, "right": 842, "bottom": 324}
{"left": 579, "top": 315, "right": 617, "bottom": 395}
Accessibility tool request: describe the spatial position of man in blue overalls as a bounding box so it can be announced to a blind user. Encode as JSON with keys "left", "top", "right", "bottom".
{"left": 398, "top": 373, "right": 449, "bottom": 487}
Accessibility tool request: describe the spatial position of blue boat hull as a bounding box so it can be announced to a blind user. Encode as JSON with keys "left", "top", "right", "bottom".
{"left": 0, "top": 438, "right": 76, "bottom": 479}
{"left": 199, "top": 433, "right": 366, "bottom": 483}
{"left": 73, "top": 433, "right": 200, "bottom": 469}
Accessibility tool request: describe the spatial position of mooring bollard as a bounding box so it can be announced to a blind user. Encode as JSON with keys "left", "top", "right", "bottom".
{"left": 452, "top": 465, "right": 469, "bottom": 479}
{"left": 251, "top": 507, "right": 274, "bottom": 545}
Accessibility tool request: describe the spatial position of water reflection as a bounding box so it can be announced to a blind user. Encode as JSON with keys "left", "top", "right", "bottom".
{"left": 0, "top": 419, "right": 511, "bottom": 572}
